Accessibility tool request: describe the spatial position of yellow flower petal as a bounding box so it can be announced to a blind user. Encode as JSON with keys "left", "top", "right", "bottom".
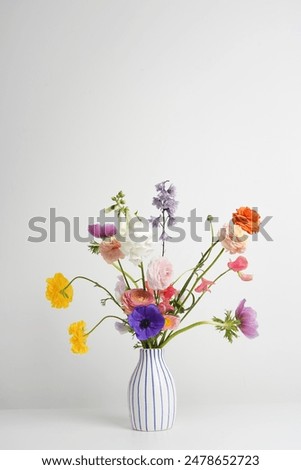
{"left": 46, "top": 273, "right": 73, "bottom": 308}
{"left": 69, "top": 320, "right": 89, "bottom": 354}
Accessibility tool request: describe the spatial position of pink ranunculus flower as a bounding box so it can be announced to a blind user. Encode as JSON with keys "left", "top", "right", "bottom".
{"left": 228, "top": 256, "right": 248, "bottom": 272}
{"left": 99, "top": 238, "right": 125, "bottom": 264}
{"left": 122, "top": 289, "right": 155, "bottom": 314}
{"left": 238, "top": 272, "right": 253, "bottom": 282}
{"left": 162, "top": 315, "right": 180, "bottom": 331}
{"left": 146, "top": 257, "right": 173, "bottom": 291}
{"left": 219, "top": 223, "right": 248, "bottom": 254}
{"left": 195, "top": 278, "right": 214, "bottom": 293}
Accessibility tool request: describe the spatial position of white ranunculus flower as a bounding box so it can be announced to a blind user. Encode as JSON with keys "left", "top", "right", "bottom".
{"left": 120, "top": 220, "right": 154, "bottom": 265}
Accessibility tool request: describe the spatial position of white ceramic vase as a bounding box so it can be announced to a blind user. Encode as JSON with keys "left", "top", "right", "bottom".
{"left": 128, "top": 348, "right": 176, "bottom": 431}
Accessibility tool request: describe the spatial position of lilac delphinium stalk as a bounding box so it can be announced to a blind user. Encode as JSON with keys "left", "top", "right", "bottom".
{"left": 128, "top": 305, "right": 165, "bottom": 341}
{"left": 235, "top": 299, "right": 259, "bottom": 339}
{"left": 150, "top": 180, "right": 178, "bottom": 256}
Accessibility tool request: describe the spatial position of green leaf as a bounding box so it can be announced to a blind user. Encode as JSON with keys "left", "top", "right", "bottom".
{"left": 88, "top": 241, "right": 100, "bottom": 254}
{"left": 212, "top": 311, "right": 240, "bottom": 343}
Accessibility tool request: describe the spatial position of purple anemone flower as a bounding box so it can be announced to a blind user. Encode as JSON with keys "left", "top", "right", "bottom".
{"left": 88, "top": 223, "right": 117, "bottom": 238}
{"left": 235, "top": 299, "right": 259, "bottom": 339}
{"left": 128, "top": 305, "right": 165, "bottom": 341}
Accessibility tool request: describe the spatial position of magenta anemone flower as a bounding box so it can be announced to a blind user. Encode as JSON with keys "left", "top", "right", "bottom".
{"left": 88, "top": 223, "right": 117, "bottom": 238}
{"left": 235, "top": 299, "right": 258, "bottom": 339}
{"left": 128, "top": 305, "right": 164, "bottom": 341}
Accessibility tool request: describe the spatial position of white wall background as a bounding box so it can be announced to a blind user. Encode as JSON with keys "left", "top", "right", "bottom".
{"left": 1, "top": 0, "right": 301, "bottom": 412}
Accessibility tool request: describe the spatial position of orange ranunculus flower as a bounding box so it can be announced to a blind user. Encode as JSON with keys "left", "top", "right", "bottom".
{"left": 232, "top": 207, "right": 260, "bottom": 234}
{"left": 122, "top": 289, "right": 155, "bottom": 314}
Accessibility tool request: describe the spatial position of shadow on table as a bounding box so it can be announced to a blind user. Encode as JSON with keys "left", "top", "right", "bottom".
{"left": 71, "top": 409, "right": 130, "bottom": 431}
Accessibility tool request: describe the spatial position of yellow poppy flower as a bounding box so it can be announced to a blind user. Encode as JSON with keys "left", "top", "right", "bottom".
{"left": 46, "top": 273, "right": 73, "bottom": 308}
{"left": 69, "top": 320, "right": 89, "bottom": 354}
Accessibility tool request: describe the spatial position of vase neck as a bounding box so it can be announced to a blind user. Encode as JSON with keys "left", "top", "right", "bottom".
{"left": 139, "top": 348, "right": 164, "bottom": 359}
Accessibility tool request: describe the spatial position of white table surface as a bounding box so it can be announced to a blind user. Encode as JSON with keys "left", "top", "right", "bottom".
{"left": 0, "top": 402, "right": 300, "bottom": 450}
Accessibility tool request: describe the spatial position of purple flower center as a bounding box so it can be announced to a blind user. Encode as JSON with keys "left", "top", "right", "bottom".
{"left": 140, "top": 318, "right": 151, "bottom": 329}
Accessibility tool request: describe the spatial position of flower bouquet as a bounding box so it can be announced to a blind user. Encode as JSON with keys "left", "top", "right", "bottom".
{"left": 46, "top": 181, "right": 260, "bottom": 431}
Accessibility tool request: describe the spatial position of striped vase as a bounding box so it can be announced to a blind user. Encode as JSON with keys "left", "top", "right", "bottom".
{"left": 128, "top": 348, "right": 176, "bottom": 432}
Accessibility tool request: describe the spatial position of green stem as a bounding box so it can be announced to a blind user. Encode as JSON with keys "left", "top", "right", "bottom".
{"left": 85, "top": 315, "right": 126, "bottom": 336}
{"left": 161, "top": 210, "right": 166, "bottom": 257}
{"left": 176, "top": 241, "right": 219, "bottom": 303}
{"left": 158, "top": 330, "right": 168, "bottom": 347}
{"left": 195, "top": 248, "right": 225, "bottom": 284}
{"left": 140, "top": 262, "right": 146, "bottom": 289}
{"left": 213, "top": 268, "right": 231, "bottom": 284}
{"left": 117, "top": 260, "right": 131, "bottom": 289}
{"left": 180, "top": 267, "right": 230, "bottom": 324}
{"left": 159, "top": 320, "right": 218, "bottom": 348}
{"left": 113, "top": 262, "right": 138, "bottom": 288}
{"left": 162, "top": 252, "right": 227, "bottom": 346}
{"left": 162, "top": 268, "right": 231, "bottom": 346}
{"left": 172, "top": 268, "right": 197, "bottom": 286}
{"left": 210, "top": 218, "right": 215, "bottom": 244}
{"left": 62, "top": 276, "right": 122, "bottom": 309}
{"left": 177, "top": 248, "right": 225, "bottom": 314}
{"left": 188, "top": 248, "right": 225, "bottom": 296}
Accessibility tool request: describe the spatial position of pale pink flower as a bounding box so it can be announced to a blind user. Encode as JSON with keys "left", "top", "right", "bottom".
{"left": 114, "top": 275, "right": 126, "bottom": 302}
{"left": 238, "top": 272, "right": 253, "bottom": 281}
{"left": 99, "top": 238, "right": 125, "bottom": 264}
{"left": 228, "top": 256, "right": 248, "bottom": 272}
{"left": 122, "top": 289, "right": 155, "bottom": 314}
{"left": 114, "top": 322, "right": 130, "bottom": 335}
{"left": 162, "top": 315, "right": 180, "bottom": 331}
{"left": 146, "top": 257, "right": 173, "bottom": 291}
{"left": 195, "top": 278, "right": 215, "bottom": 293}
{"left": 219, "top": 224, "right": 248, "bottom": 254}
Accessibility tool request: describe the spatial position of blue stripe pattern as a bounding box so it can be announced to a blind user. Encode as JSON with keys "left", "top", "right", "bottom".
{"left": 128, "top": 349, "right": 176, "bottom": 431}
